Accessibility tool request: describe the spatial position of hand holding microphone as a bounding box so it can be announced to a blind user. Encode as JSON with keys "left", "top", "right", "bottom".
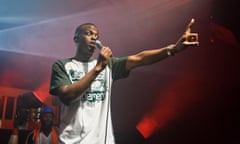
{"left": 95, "top": 40, "right": 112, "bottom": 71}
{"left": 95, "top": 40, "right": 112, "bottom": 57}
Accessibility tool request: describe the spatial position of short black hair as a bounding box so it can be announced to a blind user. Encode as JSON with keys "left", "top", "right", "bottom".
{"left": 73, "top": 23, "right": 97, "bottom": 41}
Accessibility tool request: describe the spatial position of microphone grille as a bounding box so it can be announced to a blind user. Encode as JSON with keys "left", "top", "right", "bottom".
{"left": 96, "top": 40, "right": 103, "bottom": 49}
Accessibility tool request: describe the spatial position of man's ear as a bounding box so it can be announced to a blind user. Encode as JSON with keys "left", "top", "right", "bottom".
{"left": 73, "top": 37, "right": 79, "bottom": 43}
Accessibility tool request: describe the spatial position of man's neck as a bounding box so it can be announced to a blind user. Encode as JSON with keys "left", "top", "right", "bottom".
{"left": 41, "top": 126, "right": 52, "bottom": 137}
{"left": 74, "top": 55, "right": 94, "bottom": 62}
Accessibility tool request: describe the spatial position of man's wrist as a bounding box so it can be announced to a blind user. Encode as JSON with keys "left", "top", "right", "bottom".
{"left": 94, "top": 65, "right": 103, "bottom": 74}
{"left": 166, "top": 44, "right": 176, "bottom": 56}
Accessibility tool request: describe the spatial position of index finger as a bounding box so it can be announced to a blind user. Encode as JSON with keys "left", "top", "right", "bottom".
{"left": 185, "top": 18, "right": 195, "bottom": 33}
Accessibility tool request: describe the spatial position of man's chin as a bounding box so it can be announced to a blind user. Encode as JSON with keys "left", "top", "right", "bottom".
{"left": 88, "top": 46, "right": 96, "bottom": 53}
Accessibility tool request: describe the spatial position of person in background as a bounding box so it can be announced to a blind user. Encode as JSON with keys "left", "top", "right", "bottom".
{"left": 49, "top": 19, "right": 199, "bottom": 144}
{"left": 25, "top": 106, "right": 58, "bottom": 144}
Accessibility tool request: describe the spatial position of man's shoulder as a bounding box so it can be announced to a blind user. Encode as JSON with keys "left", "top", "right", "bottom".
{"left": 110, "top": 57, "right": 127, "bottom": 66}
{"left": 53, "top": 126, "right": 60, "bottom": 134}
{"left": 52, "top": 58, "right": 74, "bottom": 68}
{"left": 54, "top": 57, "right": 72, "bottom": 64}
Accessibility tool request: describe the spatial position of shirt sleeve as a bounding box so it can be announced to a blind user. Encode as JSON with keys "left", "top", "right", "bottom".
{"left": 110, "top": 57, "right": 130, "bottom": 80}
{"left": 49, "top": 60, "right": 72, "bottom": 96}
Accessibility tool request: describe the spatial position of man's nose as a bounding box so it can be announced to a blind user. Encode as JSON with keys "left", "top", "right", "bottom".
{"left": 92, "top": 34, "right": 98, "bottom": 40}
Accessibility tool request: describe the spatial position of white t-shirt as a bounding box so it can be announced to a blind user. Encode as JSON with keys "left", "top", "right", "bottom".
{"left": 38, "top": 132, "right": 53, "bottom": 144}
{"left": 50, "top": 57, "right": 129, "bottom": 144}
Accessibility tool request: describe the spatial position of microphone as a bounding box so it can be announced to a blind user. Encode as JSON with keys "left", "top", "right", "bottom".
{"left": 96, "top": 40, "right": 112, "bottom": 57}
{"left": 95, "top": 40, "right": 103, "bottom": 49}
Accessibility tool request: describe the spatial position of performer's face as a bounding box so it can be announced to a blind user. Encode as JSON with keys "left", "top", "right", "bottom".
{"left": 77, "top": 25, "right": 99, "bottom": 56}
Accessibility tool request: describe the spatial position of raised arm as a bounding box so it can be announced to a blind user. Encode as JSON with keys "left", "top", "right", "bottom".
{"left": 126, "top": 18, "right": 199, "bottom": 71}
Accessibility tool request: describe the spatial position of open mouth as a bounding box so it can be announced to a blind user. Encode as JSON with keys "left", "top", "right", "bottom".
{"left": 90, "top": 41, "right": 97, "bottom": 47}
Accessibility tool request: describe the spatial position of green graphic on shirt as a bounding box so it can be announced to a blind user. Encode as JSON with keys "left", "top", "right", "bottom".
{"left": 69, "top": 69, "right": 84, "bottom": 82}
{"left": 83, "top": 78, "right": 106, "bottom": 103}
{"left": 68, "top": 68, "right": 106, "bottom": 103}
{"left": 82, "top": 91, "right": 105, "bottom": 103}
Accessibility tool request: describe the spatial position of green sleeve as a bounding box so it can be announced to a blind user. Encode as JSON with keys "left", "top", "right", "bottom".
{"left": 49, "top": 60, "right": 72, "bottom": 95}
{"left": 110, "top": 57, "right": 130, "bottom": 80}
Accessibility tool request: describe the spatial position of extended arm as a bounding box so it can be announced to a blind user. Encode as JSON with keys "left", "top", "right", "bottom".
{"left": 126, "top": 18, "right": 199, "bottom": 71}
